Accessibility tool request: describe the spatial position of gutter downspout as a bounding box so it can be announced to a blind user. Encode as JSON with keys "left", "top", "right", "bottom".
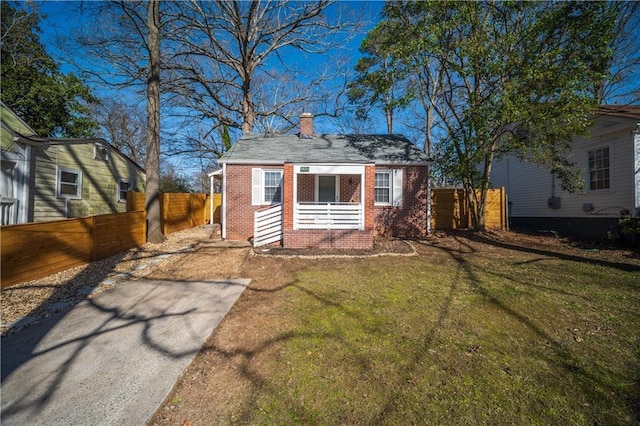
{"left": 209, "top": 174, "right": 214, "bottom": 225}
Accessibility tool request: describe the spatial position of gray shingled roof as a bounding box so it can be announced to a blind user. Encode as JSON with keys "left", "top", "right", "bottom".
{"left": 219, "top": 133, "right": 432, "bottom": 165}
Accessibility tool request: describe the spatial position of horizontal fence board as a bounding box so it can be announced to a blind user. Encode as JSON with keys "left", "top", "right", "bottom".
{"left": 1, "top": 212, "right": 144, "bottom": 288}
{"left": 2, "top": 191, "right": 217, "bottom": 287}
{"left": 3, "top": 253, "right": 91, "bottom": 288}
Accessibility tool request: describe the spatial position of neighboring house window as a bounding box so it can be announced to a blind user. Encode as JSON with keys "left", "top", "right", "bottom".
{"left": 118, "top": 179, "right": 133, "bottom": 203}
{"left": 588, "top": 147, "right": 610, "bottom": 191}
{"left": 252, "top": 168, "right": 283, "bottom": 205}
{"left": 57, "top": 167, "right": 83, "bottom": 199}
{"left": 375, "top": 169, "right": 403, "bottom": 206}
{"left": 94, "top": 143, "right": 109, "bottom": 162}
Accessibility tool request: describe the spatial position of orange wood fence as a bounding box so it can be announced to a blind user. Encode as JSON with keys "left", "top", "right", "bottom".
{"left": 431, "top": 187, "right": 506, "bottom": 230}
{"left": 127, "top": 192, "right": 221, "bottom": 234}
{"left": 2, "top": 192, "right": 222, "bottom": 288}
{"left": 1, "top": 211, "right": 146, "bottom": 288}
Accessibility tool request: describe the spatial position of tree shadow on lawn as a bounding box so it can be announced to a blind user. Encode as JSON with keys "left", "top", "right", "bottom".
{"left": 463, "top": 230, "right": 640, "bottom": 274}
{"left": 157, "top": 242, "right": 638, "bottom": 424}
{"left": 175, "top": 261, "right": 462, "bottom": 424}
{"left": 419, "top": 235, "right": 639, "bottom": 422}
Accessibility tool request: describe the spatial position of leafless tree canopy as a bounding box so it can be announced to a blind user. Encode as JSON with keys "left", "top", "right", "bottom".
{"left": 68, "top": 1, "right": 363, "bottom": 161}
{"left": 94, "top": 99, "right": 147, "bottom": 164}
{"left": 164, "top": 0, "right": 361, "bottom": 136}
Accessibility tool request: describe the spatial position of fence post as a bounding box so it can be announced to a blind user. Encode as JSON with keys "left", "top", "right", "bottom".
{"left": 89, "top": 216, "right": 97, "bottom": 262}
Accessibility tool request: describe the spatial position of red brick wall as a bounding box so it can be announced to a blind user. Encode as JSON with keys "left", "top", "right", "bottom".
{"left": 297, "top": 174, "right": 315, "bottom": 202}
{"left": 225, "top": 164, "right": 284, "bottom": 241}
{"left": 283, "top": 229, "right": 373, "bottom": 249}
{"left": 373, "top": 166, "right": 428, "bottom": 238}
{"left": 283, "top": 164, "right": 294, "bottom": 231}
{"left": 364, "top": 165, "right": 375, "bottom": 231}
{"left": 340, "top": 175, "right": 361, "bottom": 203}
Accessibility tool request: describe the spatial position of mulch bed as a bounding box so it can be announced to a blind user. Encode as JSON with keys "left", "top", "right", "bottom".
{"left": 252, "top": 237, "right": 416, "bottom": 257}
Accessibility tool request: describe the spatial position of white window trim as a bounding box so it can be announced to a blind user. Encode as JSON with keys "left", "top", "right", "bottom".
{"left": 374, "top": 170, "right": 392, "bottom": 206}
{"left": 374, "top": 169, "right": 403, "bottom": 206}
{"left": 118, "top": 179, "right": 133, "bottom": 203}
{"left": 587, "top": 145, "right": 612, "bottom": 193}
{"left": 94, "top": 142, "right": 109, "bottom": 162}
{"left": 252, "top": 168, "right": 283, "bottom": 205}
{"left": 56, "top": 167, "right": 83, "bottom": 199}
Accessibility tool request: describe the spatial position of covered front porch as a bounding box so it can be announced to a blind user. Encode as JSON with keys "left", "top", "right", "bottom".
{"left": 283, "top": 163, "right": 375, "bottom": 249}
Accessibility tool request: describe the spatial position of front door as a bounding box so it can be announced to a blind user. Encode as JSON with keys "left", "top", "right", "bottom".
{"left": 318, "top": 175, "right": 337, "bottom": 203}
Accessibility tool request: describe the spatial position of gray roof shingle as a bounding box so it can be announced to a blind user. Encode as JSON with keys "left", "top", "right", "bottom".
{"left": 219, "top": 133, "right": 432, "bottom": 165}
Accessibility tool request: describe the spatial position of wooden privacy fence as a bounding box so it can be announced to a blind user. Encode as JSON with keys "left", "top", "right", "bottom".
{"left": 127, "top": 192, "right": 221, "bottom": 234}
{"left": 1, "top": 211, "right": 146, "bottom": 288}
{"left": 2, "top": 192, "right": 222, "bottom": 288}
{"left": 431, "top": 187, "right": 506, "bottom": 230}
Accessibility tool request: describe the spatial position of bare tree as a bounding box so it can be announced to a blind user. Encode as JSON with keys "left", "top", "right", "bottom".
{"left": 146, "top": 0, "right": 164, "bottom": 243}
{"left": 595, "top": 2, "right": 640, "bottom": 105}
{"left": 94, "top": 99, "right": 147, "bottom": 164}
{"left": 64, "top": 1, "right": 166, "bottom": 242}
{"left": 165, "top": 0, "right": 362, "bottom": 136}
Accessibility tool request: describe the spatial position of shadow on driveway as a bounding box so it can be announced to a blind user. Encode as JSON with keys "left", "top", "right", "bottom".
{"left": 1, "top": 278, "right": 249, "bottom": 425}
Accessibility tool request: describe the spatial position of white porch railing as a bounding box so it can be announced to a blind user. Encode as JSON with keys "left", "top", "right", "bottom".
{"left": 1, "top": 198, "right": 18, "bottom": 226}
{"left": 254, "top": 203, "right": 283, "bottom": 247}
{"left": 295, "top": 202, "right": 362, "bottom": 230}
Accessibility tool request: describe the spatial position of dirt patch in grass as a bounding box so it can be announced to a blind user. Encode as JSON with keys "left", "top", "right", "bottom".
{"left": 150, "top": 231, "right": 640, "bottom": 425}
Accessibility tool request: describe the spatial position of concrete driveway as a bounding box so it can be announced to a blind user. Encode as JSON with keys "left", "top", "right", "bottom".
{"left": 1, "top": 278, "right": 249, "bottom": 425}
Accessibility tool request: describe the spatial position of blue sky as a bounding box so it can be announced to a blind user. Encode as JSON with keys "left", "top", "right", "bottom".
{"left": 30, "top": 1, "right": 640, "bottom": 179}
{"left": 34, "top": 1, "right": 387, "bottom": 176}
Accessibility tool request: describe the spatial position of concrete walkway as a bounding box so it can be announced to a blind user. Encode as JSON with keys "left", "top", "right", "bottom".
{"left": 1, "top": 278, "right": 250, "bottom": 425}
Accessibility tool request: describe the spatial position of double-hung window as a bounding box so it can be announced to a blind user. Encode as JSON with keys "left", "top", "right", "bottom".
{"left": 375, "top": 169, "right": 403, "bottom": 206}
{"left": 118, "top": 179, "right": 133, "bottom": 203}
{"left": 252, "top": 168, "right": 283, "bottom": 205}
{"left": 588, "top": 147, "right": 610, "bottom": 191}
{"left": 375, "top": 171, "right": 391, "bottom": 204}
{"left": 263, "top": 170, "right": 283, "bottom": 203}
{"left": 57, "top": 167, "right": 83, "bottom": 199}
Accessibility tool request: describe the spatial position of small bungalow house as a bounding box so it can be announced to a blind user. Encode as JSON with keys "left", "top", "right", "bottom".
{"left": 1, "top": 102, "right": 146, "bottom": 225}
{"left": 218, "top": 113, "right": 433, "bottom": 249}
{"left": 490, "top": 105, "right": 640, "bottom": 240}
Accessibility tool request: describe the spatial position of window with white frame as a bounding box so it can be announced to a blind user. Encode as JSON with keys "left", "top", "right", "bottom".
{"left": 375, "top": 169, "right": 403, "bottom": 206}
{"left": 375, "top": 171, "right": 391, "bottom": 204}
{"left": 263, "top": 170, "right": 283, "bottom": 203}
{"left": 57, "top": 167, "right": 83, "bottom": 199}
{"left": 588, "top": 147, "right": 610, "bottom": 190}
{"left": 118, "top": 179, "right": 133, "bottom": 202}
{"left": 94, "top": 143, "right": 109, "bottom": 162}
{"left": 252, "top": 168, "right": 283, "bottom": 205}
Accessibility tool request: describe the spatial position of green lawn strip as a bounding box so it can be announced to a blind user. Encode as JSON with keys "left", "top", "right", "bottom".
{"left": 247, "top": 246, "right": 639, "bottom": 424}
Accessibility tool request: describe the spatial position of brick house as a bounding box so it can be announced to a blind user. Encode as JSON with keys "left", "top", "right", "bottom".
{"left": 218, "top": 113, "right": 433, "bottom": 249}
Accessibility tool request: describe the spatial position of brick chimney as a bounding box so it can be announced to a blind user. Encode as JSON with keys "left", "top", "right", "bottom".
{"left": 299, "top": 112, "right": 314, "bottom": 138}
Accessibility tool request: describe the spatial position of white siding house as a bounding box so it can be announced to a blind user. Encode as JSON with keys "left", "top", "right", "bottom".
{"left": 491, "top": 106, "right": 640, "bottom": 240}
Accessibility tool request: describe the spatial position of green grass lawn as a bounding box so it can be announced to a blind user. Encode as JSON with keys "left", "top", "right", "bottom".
{"left": 245, "top": 236, "right": 639, "bottom": 424}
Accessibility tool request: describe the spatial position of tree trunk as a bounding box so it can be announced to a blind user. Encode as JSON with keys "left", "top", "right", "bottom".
{"left": 241, "top": 77, "right": 254, "bottom": 134}
{"left": 145, "top": 0, "right": 165, "bottom": 244}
